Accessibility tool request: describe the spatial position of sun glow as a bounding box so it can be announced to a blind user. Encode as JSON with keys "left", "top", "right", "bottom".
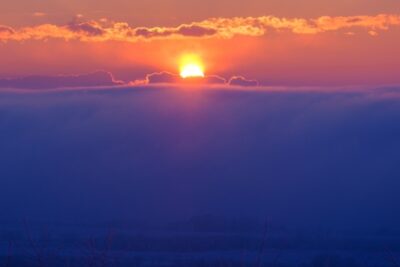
{"left": 179, "top": 54, "right": 205, "bottom": 79}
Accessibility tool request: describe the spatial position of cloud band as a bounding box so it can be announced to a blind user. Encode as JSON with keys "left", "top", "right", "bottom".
{"left": 1, "top": 14, "right": 399, "bottom": 42}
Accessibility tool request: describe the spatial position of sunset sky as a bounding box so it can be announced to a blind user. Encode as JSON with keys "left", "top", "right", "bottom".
{"left": 2, "top": 4, "right": 400, "bottom": 266}
{"left": 1, "top": 0, "right": 400, "bottom": 86}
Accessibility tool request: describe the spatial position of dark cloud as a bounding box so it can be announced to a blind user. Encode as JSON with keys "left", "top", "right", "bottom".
{"left": 177, "top": 24, "right": 218, "bottom": 37}
{"left": 0, "top": 70, "right": 253, "bottom": 89}
{"left": 145, "top": 72, "right": 226, "bottom": 85}
{"left": 67, "top": 21, "right": 105, "bottom": 36}
{"left": 203, "top": 75, "right": 227, "bottom": 84}
{"left": 146, "top": 72, "right": 180, "bottom": 84}
{"left": 135, "top": 27, "right": 173, "bottom": 38}
{"left": 134, "top": 27, "right": 151, "bottom": 37}
{"left": 229, "top": 76, "right": 259, "bottom": 87}
{"left": 135, "top": 24, "right": 217, "bottom": 38}
{"left": 0, "top": 71, "right": 123, "bottom": 89}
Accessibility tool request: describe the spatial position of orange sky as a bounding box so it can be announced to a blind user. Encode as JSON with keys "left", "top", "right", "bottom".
{"left": 0, "top": 0, "right": 400, "bottom": 85}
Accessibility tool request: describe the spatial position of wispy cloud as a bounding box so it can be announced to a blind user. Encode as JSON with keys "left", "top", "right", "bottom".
{"left": 0, "top": 14, "right": 399, "bottom": 42}
{"left": 0, "top": 25, "right": 15, "bottom": 36}
{"left": 33, "top": 12, "right": 47, "bottom": 17}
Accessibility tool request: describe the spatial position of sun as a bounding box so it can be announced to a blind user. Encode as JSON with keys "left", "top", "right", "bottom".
{"left": 179, "top": 54, "right": 205, "bottom": 79}
{"left": 180, "top": 64, "right": 205, "bottom": 78}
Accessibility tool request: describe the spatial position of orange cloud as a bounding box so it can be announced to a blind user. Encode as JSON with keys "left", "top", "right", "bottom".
{"left": 143, "top": 71, "right": 226, "bottom": 85}
{"left": 33, "top": 12, "right": 47, "bottom": 17}
{"left": 0, "top": 25, "right": 15, "bottom": 38}
{"left": 0, "top": 14, "right": 399, "bottom": 43}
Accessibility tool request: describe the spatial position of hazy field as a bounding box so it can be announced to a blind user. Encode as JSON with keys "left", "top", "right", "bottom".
{"left": 1, "top": 218, "right": 399, "bottom": 267}
{"left": 1, "top": 86, "right": 400, "bottom": 266}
